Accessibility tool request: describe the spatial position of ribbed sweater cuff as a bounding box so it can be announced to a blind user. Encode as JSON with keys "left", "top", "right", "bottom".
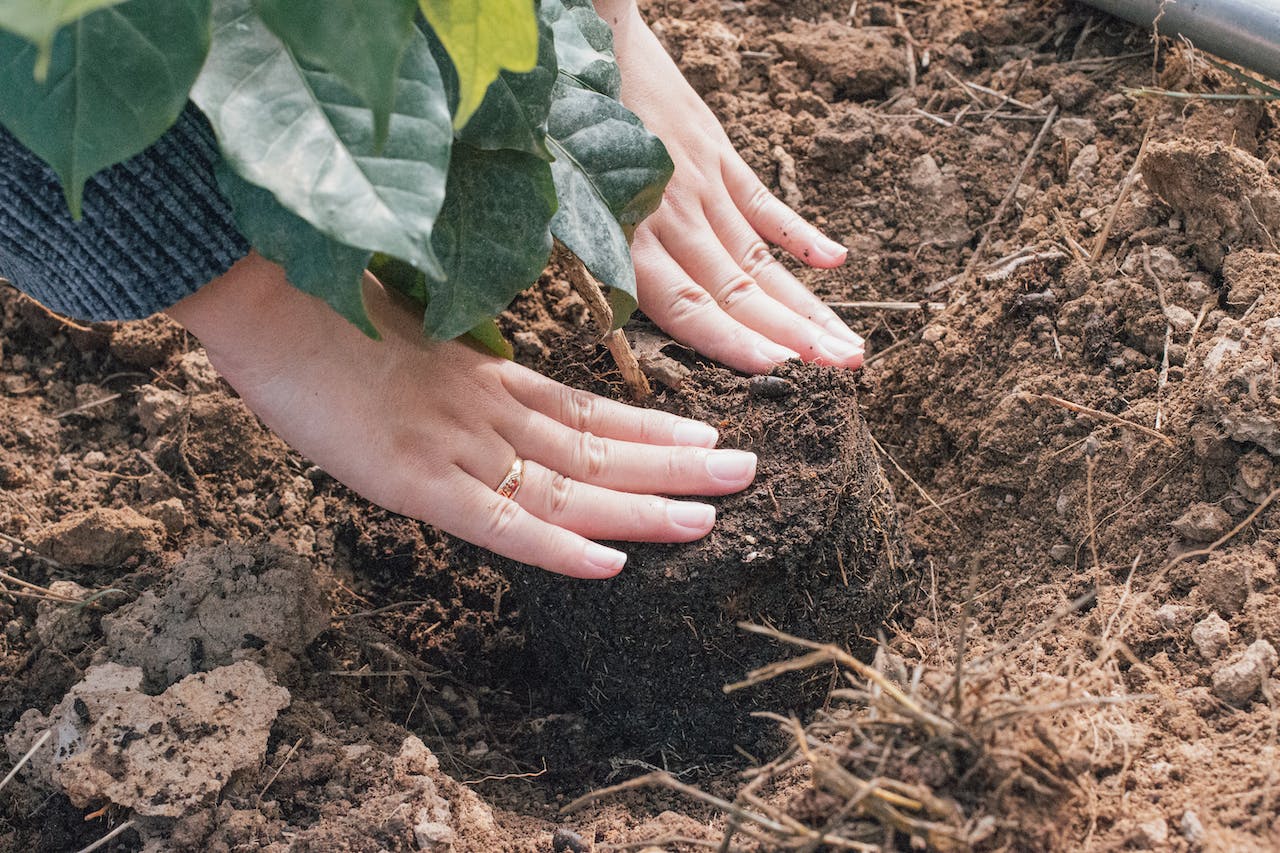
{"left": 0, "top": 103, "right": 250, "bottom": 322}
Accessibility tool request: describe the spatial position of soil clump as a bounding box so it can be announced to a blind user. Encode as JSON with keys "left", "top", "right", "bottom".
{"left": 497, "top": 361, "right": 911, "bottom": 758}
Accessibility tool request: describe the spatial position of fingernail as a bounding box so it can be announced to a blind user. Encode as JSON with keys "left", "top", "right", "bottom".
{"left": 758, "top": 341, "right": 800, "bottom": 365}
{"left": 816, "top": 235, "right": 848, "bottom": 262}
{"left": 818, "top": 334, "right": 863, "bottom": 362}
{"left": 584, "top": 543, "right": 627, "bottom": 575}
{"left": 706, "top": 449, "right": 757, "bottom": 484}
{"left": 667, "top": 501, "right": 716, "bottom": 531}
{"left": 673, "top": 419, "right": 719, "bottom": 447}
{"left": 825, "top": 318, "right": 864, "bottom": 347}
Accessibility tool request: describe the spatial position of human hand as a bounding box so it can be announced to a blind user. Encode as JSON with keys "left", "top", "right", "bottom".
{"left": 597, "top": 0, "right": 865, "bottom": 374}
{"left": 166, "top": 254, "right": 757, "bottom": 578}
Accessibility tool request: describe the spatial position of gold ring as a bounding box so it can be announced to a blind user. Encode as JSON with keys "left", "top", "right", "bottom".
{"left": 496, "top": 458, "right": 525, "bottom": 500}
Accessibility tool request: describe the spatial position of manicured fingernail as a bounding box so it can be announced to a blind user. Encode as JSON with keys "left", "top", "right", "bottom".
{"left": 584, "top": 543, "right": 627, "bottom": 575}
{"left": 667, "top": 501, "right": 716, "bottom": 532}
{"left": 825, "top": 318, "right": 864, "bottom": 347}
{"left": 673, "top": 420, "right": 719, "bottom": 447}
{"left": 758, "top": 341, "right": 800, "bottom": 365}
{"left": 816, "top": 235, "right": 848, "bottom": 262}
{"left": 706, "top": 450, "right": 757, "bottom": 484}
{"left": 818, "top": 334, "right": 863, "bottom": 362}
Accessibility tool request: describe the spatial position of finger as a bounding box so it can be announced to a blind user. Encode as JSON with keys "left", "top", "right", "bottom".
{"left": 702, "top": 191, "right": 864, "bottom": 348}
{"left": 432, "top": 467, "right": 629, "bottom": 579}
{"left": 660, "top": 210, "right": 863, "bottom": 368}
{"left": 499, "top": 364, "right": 719, "bottom": 448}
{"left": 499, "top": 407, "right": 756, "bottom": 496}
{"left": 633, "top": 228, "right": 800, "bottom": 374}
{"left": 516, "top": 460, "right": 715, "bottom": 542}
{"left": 721, "top": 155, "right": 848, "bottom": 268}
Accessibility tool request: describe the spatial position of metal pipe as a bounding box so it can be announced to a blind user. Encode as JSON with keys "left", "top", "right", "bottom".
{"left": 1082, "top": 0, "right": 1280, "bottom": 83}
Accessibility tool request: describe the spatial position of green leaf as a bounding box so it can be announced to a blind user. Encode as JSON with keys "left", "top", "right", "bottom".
{"left": 193, "top": 0, "right": 452, "bottom": 280}
{"left": 425, "top": 143, "right": 556, "bottom": 340}
{"left": 0, "top": 0, "right": 211, "bottom": 217}
{"left": 457, "top": 15, "right": 556, "bottom": 159}
{"left": 464, "top": 318, "right": 515, "bottom": 359}
{"left": 216, "top": 162, "right": 378, "bottom": 338}
{"left": 418, "top": 0, "right": 539, "bottom": 130}
{"left": 252, "top": 0, "right": 418, "bottom": 149}
{"left": 0, "top": 0, "right": 126, "bottom": 80}
{"left": 546, "top": 81, "right": 673, "bottom": 327}
{"left": 542, "top": 0, "right": 619, "bottom": 97}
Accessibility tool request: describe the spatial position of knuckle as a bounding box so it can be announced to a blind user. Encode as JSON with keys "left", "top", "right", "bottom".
{"left": 562, "top": 388, "right": 596, "bottom": 431}
{"left": 746, "top": 185, "right": 774, "bottom": 219}
{"left": 714, "top": 273, "right": 759, "bottom": 309}
{"left": 740, "top": 241, "right": 777, "bottom": 279}
{"left": 575, "top": 431, "right": 608, "bottom": 479}
{"left": 484, "top": 498, "right": 523, "bottom": 542}
{"left": 664, "top": 282, "right": 715, "bottom": 325}
{"left": 548, "top": 474, "right": 575, "bottom": 516}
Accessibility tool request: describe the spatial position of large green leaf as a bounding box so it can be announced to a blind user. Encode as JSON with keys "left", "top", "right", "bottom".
{"left": 0, "top": 0, "right": 126, "bottom": 80}
{"left": 546, "top": 81, "right": 673, "bottom": 327}
{"left": 424, "top": 143, "right": 556, "bottom": 340}
{"left": 459, "top": 16, "right": 556, "bottom": 159}
{"left": 252, "top": 0, "right": 418, "bottom": 150}
{"left": 216, "top": 163, "right": 377, "bottom": 338}
{"left": 424, "top": 15, "right": 556, "bottom": 159}
{"left": 419, "top": 0, "right": 539, "bottom": 130}
{"left": 0, "top": 0, "right": 210, "bottom": 217}
{"left": 542, "top": 0, "right": 618, "bottom": 97}
{"left": 193, "top": 0, "right": 452, "bottom": 280}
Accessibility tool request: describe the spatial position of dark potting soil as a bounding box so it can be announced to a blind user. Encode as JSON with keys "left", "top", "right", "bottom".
{"left": 480, "top": 359, "right": 914, "bottom": 760}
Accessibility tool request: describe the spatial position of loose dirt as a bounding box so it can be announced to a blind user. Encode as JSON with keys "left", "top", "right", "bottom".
{"left": 3, "top": 0, "right": 1280, "bottom": 850}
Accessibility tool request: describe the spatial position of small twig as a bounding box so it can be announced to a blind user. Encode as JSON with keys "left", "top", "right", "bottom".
{"left": 1142, "top": 246, "right": 1174, "bottom": 430}
{"left": 1163, "top": 487, "right": 1280, "bottom": 575}
{"left": 75, "top": 820, "right": 136, "bottom": 853}
{"left": 1083, "top": 451, "right": 1108, "bottom": 592}
{"left": 0, "top": 729, "right": 50, "bottom": 792}
{"left": 960, "top": 106, "right": 1060, "bottom": 288}
{"left": 257, "top": 737, "right": 303, "bottom": 804}
{"left": 53, "top": 393, "right": 122, "bottom": 420}
{"left": 1018, "top": 392, "right": 1175, "bottom": 446}
{"left": 870, "top": 434, "right": 959, "bottom": 531}
{"left": 895, "top": 6, "right": 916, "bottom": 90}
{"left": 1090, "top": 115, "right": 1155, "bottom": 261}
{"left": 952, "top": 561, "right": 980, "bottom": 716}
{"left": 0, "top": 530, "right": 65, "bottom": 569}
{"left": 963, "top": 80, "right": 1044, "bottom": 114}
{"left": 963, "top": 589, "right": 1097, "bottom": 670}
{"left": 826, "top": 300, "right": 946, "bottom": 311}
{"left": 0, "top": 569, "right": 82, "bottom": 604}
{"left": 343, "top": 600, "right": 433, "bottom": 619}
{"left": 463, "top": 757, "right": 548, "bottom": 786}
{"left": 728, "top": 623, "right": 958, "bottom": 737}
{"left": 327, "top": 669, "right": 414, "bottom": 678}
{"left": 1125, "top": 87, "right": 1280, "bottom": 101}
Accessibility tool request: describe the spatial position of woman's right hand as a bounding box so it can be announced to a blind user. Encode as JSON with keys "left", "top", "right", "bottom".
{"left": 166, "top": 253, "right": 757, "bottom": 578}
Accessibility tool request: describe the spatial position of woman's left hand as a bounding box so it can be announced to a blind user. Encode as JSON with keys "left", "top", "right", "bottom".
{"left": 597, "top": 0, "right": 865, "bottom": 375}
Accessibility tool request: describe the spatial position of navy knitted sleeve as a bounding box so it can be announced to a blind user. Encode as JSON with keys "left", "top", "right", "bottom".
{"left": 0, "top": 103, "right": 250, "bottom": 321}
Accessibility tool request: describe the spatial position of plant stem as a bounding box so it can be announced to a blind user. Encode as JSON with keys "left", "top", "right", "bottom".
{"left": 559, "top": 249, "right": 652, "bottom": 402}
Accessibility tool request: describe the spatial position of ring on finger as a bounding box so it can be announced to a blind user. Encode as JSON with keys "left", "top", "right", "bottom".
{"left": 495, "top": 458, "right": 525, "bottom": 500}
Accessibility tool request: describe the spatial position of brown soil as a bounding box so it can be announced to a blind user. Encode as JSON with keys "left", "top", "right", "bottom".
{"left": 4, "top": 0, "right": 1280, "bottom": 850}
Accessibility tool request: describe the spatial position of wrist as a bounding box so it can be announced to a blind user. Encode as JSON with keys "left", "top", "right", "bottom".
{"left": 165, "top": 252, "right": 320, "bottom": 378}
